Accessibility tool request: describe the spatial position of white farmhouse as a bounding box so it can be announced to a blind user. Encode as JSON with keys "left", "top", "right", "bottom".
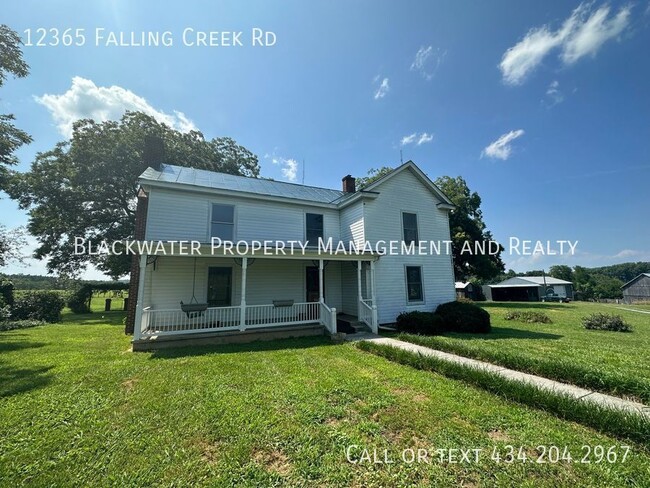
{"left": 125, "top": 160, "right": 456, "bottom": 349}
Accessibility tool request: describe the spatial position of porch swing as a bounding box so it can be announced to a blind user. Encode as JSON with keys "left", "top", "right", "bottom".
{"left": 180, "top": 258, "right": 209, "bottom": 318}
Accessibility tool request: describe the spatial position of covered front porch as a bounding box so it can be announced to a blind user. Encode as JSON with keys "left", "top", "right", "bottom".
{"left": 132, "top": 250, "right": 378, "bottom": 344}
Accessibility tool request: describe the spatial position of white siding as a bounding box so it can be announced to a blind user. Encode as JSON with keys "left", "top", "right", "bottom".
{"left": 145, "top": 187, "right": 340, "bottom": 243}
{"left": 143, "top": 256, "right": 341, "bottom": 311}
{"left": 340, "top": 201, "right": 365, "bottom": 247}
{"left": 364, "top": 169, "right": 456, "bottom": 324}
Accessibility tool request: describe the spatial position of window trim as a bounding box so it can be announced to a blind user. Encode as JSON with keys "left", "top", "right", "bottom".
{"left": 305, "top": 211, "right": 324, "bottom": 247}
{"left": 209, "top": 202, "right": 236, "bottom": 241}
{"left": 401, "top": 211, "right": 419, "bottom": 244}
{"left": 404, "top": 265, "right": 425, "bottom": 304}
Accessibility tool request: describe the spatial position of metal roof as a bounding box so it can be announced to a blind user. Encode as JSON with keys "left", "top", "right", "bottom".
{"left": 139, "top": 164, "right": 352, "bottom": 205}
{"left": 621, "top": 273, "right": 650, "bottom": 289}
{"left": 489, "top": 276, "right": 573, "bottom": 288}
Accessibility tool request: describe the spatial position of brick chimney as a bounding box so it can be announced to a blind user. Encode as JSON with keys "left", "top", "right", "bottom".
{"left": 143, "top": 135, "right": 164, "bottom": 170}
{"left": 124, "top": 187, "right": 149, "bottom": 335}
{"left": 342, "top": 174, "right": 356, "bottom": 193}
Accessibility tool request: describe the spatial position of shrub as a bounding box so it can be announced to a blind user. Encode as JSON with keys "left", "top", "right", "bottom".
{"left": 396, "top": 311, "right": 444, "bottom": 335}
{"left": 504, "top": 310, "right": 552, "bottom": 324}
{"left": 582, "top": 313, "right": 632, "bottom": 332}
{"left": 0, "top": 278, "right": 15, "bottom": 307}
{"left": 434, "top": 301, "right": 491, "bottom": 333}
{"left": 67, "top": 285, "right": 93, "bottom": 313}
{"left": 0, "top": 296, "right": 11, "bottom": 321}
{"left": 456, "top": 297, "right": 474, "bottom": 304}
{"left": 12, "top": 291, "right": 66, "bottom": 323}
{"left": 0, "top": 319, "right": 44, "bottom": 332}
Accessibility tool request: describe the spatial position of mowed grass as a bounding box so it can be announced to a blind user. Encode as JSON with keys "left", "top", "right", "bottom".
{"left": 1, "top": 313, "right": 649, "bottom": 486}
{"left": 399, "top": 302, "right": 650, "bottom": 403}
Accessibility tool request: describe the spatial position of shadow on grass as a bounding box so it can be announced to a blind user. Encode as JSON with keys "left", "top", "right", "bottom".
{"left": 0, "top": 338, "right": 53, "bottom": 398}
{"left": 443, "top": 327, "right": 563, "bottom": 341}
{"left": 0, "top": 363, "right": 54, "bottom": 398}
{"left": 148, "top": 335, "right": 335, "bottom": 359}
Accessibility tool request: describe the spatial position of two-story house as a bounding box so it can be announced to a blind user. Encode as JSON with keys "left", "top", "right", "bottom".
{"left": 125, "top": 160, "right": 456, "bottom": 349}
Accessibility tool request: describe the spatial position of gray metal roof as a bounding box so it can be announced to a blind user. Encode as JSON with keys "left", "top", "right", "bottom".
{"left": 490, "top": 276, "right": 573, "bottom": 288}
{"left": 139, "top": 164, "right": 352, "bottom": 204}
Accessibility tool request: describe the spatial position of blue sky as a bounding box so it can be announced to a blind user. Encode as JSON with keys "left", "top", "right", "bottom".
{"left": 2, "top": 0, "right": 649, "bottom": 278}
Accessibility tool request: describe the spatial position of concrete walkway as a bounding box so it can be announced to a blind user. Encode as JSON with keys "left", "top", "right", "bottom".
{"left": 348, "top": 333, "right": 650, "bottom": 418}
{"left": 616, "top": 307, "right": 650, "bottom": 315}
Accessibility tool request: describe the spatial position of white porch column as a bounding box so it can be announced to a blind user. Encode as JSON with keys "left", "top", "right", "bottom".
{"left": 133, "top": 253, "right": 148, "bottom": 341}
{"left": 370, "top": 260, "right": 378, "bottom": 333}
{"left": 357, "top": 260, "right": 363, "bottom": 303}
{"left": 318, "top": 259, "right": 324, "bottom": 303}
{"left": 239, "top": 257, "right": 248, "bottom": 331}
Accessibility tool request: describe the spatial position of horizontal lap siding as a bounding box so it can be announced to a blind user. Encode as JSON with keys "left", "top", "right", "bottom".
{"left": 364, "top": 169, "right": 455, "bottom": 324}
{"left": 145, "top": 187, "right": 340, "bottom": 243}
{"left": 144, "top": 256, "right": 341, "bottom": 311}
{"left": 340, "top": 202, "right": 365, "bottom": 247}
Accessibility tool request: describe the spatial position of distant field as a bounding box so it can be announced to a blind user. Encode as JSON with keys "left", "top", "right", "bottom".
{"left": 399, "top": 302, "right": 650, "bottom": 403}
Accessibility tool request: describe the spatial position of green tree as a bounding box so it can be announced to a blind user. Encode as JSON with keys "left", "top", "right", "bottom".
{"left": 356, "top": 166, "right": 393, "bottom": 189}
{"left": 549, "top": 265, "right": 574, "bottom": 282}
{"left": 356, "top": 167, "right": 505, "bottom": 281}
{"left": 434, "top": 176, "right": 505, "bottom": 281}
{"left": 7, "top": 112, "right": 260, "bottom": 279}
{"left": 0, "top": 25, "right": 31, "bottom": 173}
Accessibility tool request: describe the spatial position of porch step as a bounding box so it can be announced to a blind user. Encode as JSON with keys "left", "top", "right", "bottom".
{"left": 336, "top": 316, "right": 371, "bottom": 335}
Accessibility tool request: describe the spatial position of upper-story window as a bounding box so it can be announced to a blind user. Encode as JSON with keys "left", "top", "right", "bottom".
{"left": 306, "top": 213, "right": 324, "bottom": 246}
{"left": 402, "top": 212, "right": 418, "bottom": 244}
{"left": 211, "top": 203, "right": 234, "bottom": 240}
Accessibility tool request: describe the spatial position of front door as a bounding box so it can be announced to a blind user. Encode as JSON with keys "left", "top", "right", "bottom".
{"left": 306, "top": 266, "right": 323, "bottom": 302}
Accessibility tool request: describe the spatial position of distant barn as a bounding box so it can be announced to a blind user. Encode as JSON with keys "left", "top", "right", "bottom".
{"left": 487, "top": 276, "right": 573, "bottom": 302}
{"left": 621, "top": 273, "right": 650, "bottom": 303}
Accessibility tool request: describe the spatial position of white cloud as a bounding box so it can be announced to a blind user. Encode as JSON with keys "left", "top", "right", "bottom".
{"left": 400, "top": 132, "right": 434, "bottom": 146}
{"left": 400, "top": 133, "right": 417, "bottom": 146}
{"left": 416, "top": 133, "right": 433, "bottom": 145}
{"left": 561, "top": 5, "right": 630, "bottom": 64}
{"left": 35, "top": 76, "right": 197, "bottom": 137}
{"left": 500, "top": 3, "right": 632, "bottom": 85}
{"left": 545, "top": 80, "right": 564, "bottom": 106}
{"left": 269, "top": 155, "right": 299, "bottom": 182}
{"left": 481, "top": 129, "right": 525, "bottom": 160}
{"left": 373, "top": 77, "right": 390, "bottom": 99}
{"left": 410, "top": 46, "right": 446, "bottom": 80}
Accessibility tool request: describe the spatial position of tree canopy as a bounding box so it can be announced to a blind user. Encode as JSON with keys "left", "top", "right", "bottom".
{"left": 0, "top": 25, "right": 31, "bottom": 170}
{"left": 356, "top": 167, "right": 505, "bottom": 281}
{"left": 6, "top": 112, "right": 260, "bottom": 279}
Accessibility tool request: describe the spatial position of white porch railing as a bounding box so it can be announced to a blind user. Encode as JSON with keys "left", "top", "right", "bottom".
{"left": 359, "top": 298, "right": 378, "bottom": 333}
{"left": 139, "top": 301, "right": 333, "bottom": 338}
{"left": 319, "top": 302, "right": 337, "bottom": 334}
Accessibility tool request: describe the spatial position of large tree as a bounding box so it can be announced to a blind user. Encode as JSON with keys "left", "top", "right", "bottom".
{"left": 0, "top": 25, "right": 31, "bottom": 174}
{"left": 356, "top": 167, "right": 504, "bottom": 281}
{"left": 7, "top": 112, "right": 260, "bottom": 279}
{"left": 0, "top": 25, "right": 32, "bottom": 269}
{"left": 434, "top": 176, "right": 505, "bottom": 281}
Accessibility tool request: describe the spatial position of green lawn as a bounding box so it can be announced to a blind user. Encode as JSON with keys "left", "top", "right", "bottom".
{"left": 399, "top": 302, "right": 650, "bottom": 403}
{"left": 1, "top": 312, "right": 649, "bottom": 486}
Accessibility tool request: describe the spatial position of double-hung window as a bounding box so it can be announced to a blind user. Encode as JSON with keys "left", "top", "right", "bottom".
{"left": 306, "top": 213, "right": 324, "bottom": 246}
{"left": 405, "top": 266, "right": 424, "bottom": 302}
{"left": 211, "top": 204, "right": 234, "bottom": 241}
{"left": 402, "top": 212, "right": 418, "bottom": 244}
